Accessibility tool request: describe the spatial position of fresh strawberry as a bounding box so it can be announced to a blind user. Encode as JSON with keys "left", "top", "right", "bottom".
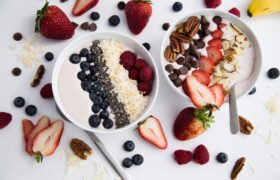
{"left": 182, "top": 78, "right": 190, "bottom": 96}
{"left": 25, "top": 116, "right": 50, "bottom": 155}
{"left": 137, "top": 116, "right": 168, "bottom": 149}
{"left": 22, "top": 119, "right": 34, "bottom": 142}
{"left": 120, "top": 51, "right": 137, "bottom": 70}
{"left": 210, "top": 84, "right": 225, "bottom": 107}
{"left": 206, "top": 46, "right": 223, "bottom": 64}
{"left": 198, "top": 56, "right": 215, "bottom": 75}
{"left": 204, "top": 0, "right": 221, "bottom": 8}
{"left": 192, "top": 70, "right": 211, "bottom": 86}
{"left": 211, "top": 29, "right": 223, "bottom": 39}
{"left": 139, "top": 66, "right": 153, "bottom": 82}
{"left": 40, "top": 83, "right": 53, "bottom": 99}
{"left": 125, "top": 0, "right": 152, "bottom": 35}
{"left": 185, "top": 75, "right": 215, "bottom": 108}
{"left": 72, "top": 0, "right": 99, "bottom": 16}
{"left": 174, "top": 150, "right": 192, "bottom": 165}
{"left": 137, "top": 82, "right": 152, "bottom": 96}
{"left": 208, "top": 39, "right": 222, "bottom": 49}
{"left": 218, "top": 23, "right": 226, "bottom": 29}
{"left": 193, "top": 144, "right": 210, "bottom": 165}
{"left": 0, "top": 112, "right": 12, "bottom": 129}
{"left": 129, "top": 69, "right": 139, "bottom": 80}
{"left": 134, "top": 59, "right": 148, "bottom": 70}
{"left": 35, "top": 2, "right": 75, "bottom": 40}
{"left": 229, "top": 7, "right": 241, "bottom": 17}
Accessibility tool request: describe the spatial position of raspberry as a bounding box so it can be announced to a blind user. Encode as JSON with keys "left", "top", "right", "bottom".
{"left": 137, "top": 82, "right": 152, "bottom": 96}
{"left": 134, "top": 59, "right": 148, "bottom": 70}
{"left": 229, "top": 7, "right": 241, "bottom": 17}
{"left": 40, "top": 83, "right": 53, "bottom": 99}
{"left": 217, "top": 23, "right": 226, "bottom": 29}
{"left": 204, "top": 0, "right": 221, "bottom": 8}
{"left": 120, "top": 51, "right": 136, "bottom": 70}
{"left": 128, "top": 69, "right": 139, "bottom": 80}
{"left": 0, "top": 112, "right": 12, "bottom": 129}
{"left": 174, "top": 150, "right": 192, "bottom": 165}
{"left": 193, "top": 144, "right": 210, "bottom": 165}
{"left": 139, "top": 66, "right": 153, "bottom": 82}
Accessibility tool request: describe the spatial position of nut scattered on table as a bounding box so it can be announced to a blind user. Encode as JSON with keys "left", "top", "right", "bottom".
{"left": 70, "top": 138, "right": 92, "bottom": 160}
{"left": 231, "top": 157, "right": 246, "bottom": 180}
{"left": 31, "top": 64, "right": 45, "bottom": 87}
{"left": 239, "top": 116, "right": 254, "bottom": 135}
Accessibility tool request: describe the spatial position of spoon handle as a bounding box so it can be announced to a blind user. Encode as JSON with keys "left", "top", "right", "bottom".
{"left": 229, "top": 85, "right": 240, "bottom": 134}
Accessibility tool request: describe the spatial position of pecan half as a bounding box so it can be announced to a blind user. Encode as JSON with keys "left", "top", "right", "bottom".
{"left": 184, "top": 16, "right": 200, "bottom": 38}
{"left": 239, "top": 116, "right": 254, "bottom": 135}
{"left": 231, "top": 157, "right": 246, "bottom": 180}
{"left": 70, "top": 138, "right": 92, "bottom": 160}
{"left": 170, "top": 36, "right": 185, "bottom": 54}
{"left": 164, "top": 46, "right": 177, "bottom": 63}
{"left": 31, "top": 65, "right": 45, "bottom": 87}
{"left": 176, "top": 23, "right": 184, "bottom": 33}
{"left": 171, "top": 31, "right": 192, "bottom": 43}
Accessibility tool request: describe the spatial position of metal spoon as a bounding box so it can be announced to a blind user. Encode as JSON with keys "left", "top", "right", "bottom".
{"left": 229, "top": 84, "right": 239, "bottom": 134}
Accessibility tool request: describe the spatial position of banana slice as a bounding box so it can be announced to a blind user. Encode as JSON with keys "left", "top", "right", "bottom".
{"left": 230, "top": 23, "right": 243, "bottom": 34}
{"left": 223, "top": 62, "right": 235, "bottom": 72}
{"left": 222, "top": 40, "right": 231, "bottom": 51}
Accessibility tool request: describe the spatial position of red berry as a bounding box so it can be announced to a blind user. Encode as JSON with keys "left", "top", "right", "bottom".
{"left": 0, "top": 112, "right": 12, "bottom": 129}
{"left": 174, "top": 150, "right": 192, "bottom": 165}
{"left": 139, "top": 66, "right": 153, "bottom": 82}
{"left": 134, "top": 59, "right": 148, "bottom": 70}
{"left": 120, "top": 51, "right": 136, "bottom": 70}
{"left": 137, "top": 82, "right": 151, "bottom": 96}
{"left": 40, "top": 83, "right": 53, "bottom": 99}
{"left": 204, "top": 0, "right": 221, "bottom": 8}
{"left": 129, "top": 69, "right": 139, "bottom": 80}
{"left": 193, "top": 144, "right": 210, "bottom": 165}
{"left": 229, "top": 7, "right": 241, "bottom": 17}
{"left": 217, "top": 23, "right": 226, "bottom": 29}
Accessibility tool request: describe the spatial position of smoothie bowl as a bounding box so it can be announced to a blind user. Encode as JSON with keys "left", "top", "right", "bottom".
{"left": 161, "top": 10, "right": 261, "bottom": 104}
{"left": 53, "top": 32, "right": 159, "bottom": 133}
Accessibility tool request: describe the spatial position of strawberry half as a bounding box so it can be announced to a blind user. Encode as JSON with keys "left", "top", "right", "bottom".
{"left": 192, "top": 70, "right": 211, "bottom": 86}
{"left": 186, "top": 75, "right": 216, "bottom": 108}
{"left": 32, "top": 120, "right": 64, "bottom": 162}
{"left": 22, "top": 119, "right": 34, "bottom": 142}
{"left": 137, "top": 116, "right": 168, "bottom": 149}
{"left": 211, "top": 29, "right": 223, "bottom": 39}
{"left": 198, "top": 56, "right": 215, "bottom": 75}
{"left": 208, "top": 39, "right": 222, "bottom": 49}
{"left": 72, "top": 0, "right": 99, "bottom": 16}
{"left": 210, "top": 84, "right": 225, "bottom": 107}
{"left": 25, "top": 116, "right": 50, "bottom": 155}
{"left": 206, "top": 46, "right": 223, "bottom": 64}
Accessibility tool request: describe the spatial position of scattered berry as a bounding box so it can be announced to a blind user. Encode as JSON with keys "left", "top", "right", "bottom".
{"left": 12, "top": 67, "right": 22, "bottom": 76}
{"left": 204, "top": 0, "right": 221, "bottom": 8}
{"left": 142, "top": 43, "right": 151, "bottom": 51}
{"left": 69, "top": 53, "right": 81, "bottom": 64}
{"left": 108, "top": 15, "right": 120, "bottom": 26}
{"left": 90, "top": 12, "right": 100, "bottom": 21}
{"left": 134, "top": 59, "right": 148, "bottom": 70}
{"left": 248, "top": 87, "right": 256, "bottom": 95}
{"left": 132, "top": 154, "right": 144, "bottom": 165}
{"left": 137, "top": 82, "right": 152, "bottom": 95}
{"left": 229, "top": 7, "right": 241, "bottom": 17}
{"left": 162, "top": 23, "right": 170, "bottom": 31}
{"left": 79, "top": 48, "right": 89, "bottom": 57}
{"left": 45, "top": 52, "right": 54, "bottom": 61}
{"left": 100, "top": 110, "right": 109, "bottom": 120}
{"left": 89, "top": 115, "right": 101, "bottom": 128}
{"left": 13, "top": 32, "right": 23, "bottom": 41}
{"left": 0, "top": 112, "right": 12, "bottom": 129}
{"left": 102, "top": 119, "right": 113, "bottom": 129}
{"left": 193, "top": 144, "right": 210, "bottom": 165}
{"left": 40, "top": 83, "right": 53, "bottom": 99}
{"left": 120, "top": 51, "right": 136, "bottom": 70}
{"left": 129, "top": 69, "right": 139, "bottom": 80}
{"left": 216, "top": 152, "right": 228, "bottom": 163}
{"left": 117, "top": 1, "right": 126, "bottom": 10}
{"left": 25, "top": 105, "right": 37, "bottom": 116}
{"left": 123, "top": 140, "right": 135, "bottom": 152}
{"left": 267, "top": 68, "right": 280, "bottom": 79}
{"left": 14, "top": 97, "right": 25, "bottom": 108}
{"left": 174, "top": 150, "right": 192, "bottom": 165}
{"left": 139, "top": 66, "right": 153, "bottom": 82}
{"left": 172, "top": 2, "right": 183, "bottom": 12}
{"left": 122, "top": 158, "right": 133, "bottom": 168}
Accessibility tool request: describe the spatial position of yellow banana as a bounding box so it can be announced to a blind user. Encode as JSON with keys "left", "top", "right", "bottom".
{"left": 248, "top": 0, "right": 280, "bottom": 17}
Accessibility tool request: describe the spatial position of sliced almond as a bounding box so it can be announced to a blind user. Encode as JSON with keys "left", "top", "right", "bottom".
{"left": 230, "top": 23, "right": 243, "bottom": 34}
{"left": 223, "top": 63, "right": 235, "bottom": 72}
{"left": 222, "top": 40, "right": 230, "bottom": 51}
{"left": 235, "top": 35, "right": 246, "bottom": 43}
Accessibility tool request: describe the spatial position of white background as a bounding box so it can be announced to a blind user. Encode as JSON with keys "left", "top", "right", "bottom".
{"left": 1, "top": 0, "right": 280, "bottom": 180}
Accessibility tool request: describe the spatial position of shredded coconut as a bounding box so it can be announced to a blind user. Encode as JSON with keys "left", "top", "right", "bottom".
{"left": 265, "top": 93, "right": 280, "bottom": 115}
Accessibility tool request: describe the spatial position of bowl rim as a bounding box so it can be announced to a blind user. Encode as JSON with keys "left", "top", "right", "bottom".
{"left": 160, "top": 9, "right": 262, "bottom": 101}
{"left": 52, "top": 31, "right": 159, "bottom": 134}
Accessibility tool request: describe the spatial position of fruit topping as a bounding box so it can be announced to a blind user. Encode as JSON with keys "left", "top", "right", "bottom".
{"left": 267, "top": 68, "right": 279, "bottom": 79}
{"left": 132, "top": 154, "right": 144, "bottom": 165}
{"left": 206, "top": 46, "right": 223, "bottom": 64}
{"left": 90, "top": 12, "right": 100, "bottom": 20}
{"left": 193, "top": 144, "right": 210, "bottom": 165}
{"left": 118, "top": 1, "right": 126, "bottom": 10}
{"left": 22, "top": 119, "right": 34, "bottom": 142}
{"left": 139, "top": 66, "right": 153, "bottom": 82}
{"left": 122, "top": 157, "right": 133, "bottom": 168}
{"left": 137, "top": 116, "right": 168, "bottom": 149}
{"left": 40, "top": 83, "right": 53, "bottom": 99}
{"left": 12, "top": 67, "right": 22, "bottom": 76}
{"left": 100, "top": 110, "right": 109, "bottom": 120}
{"left": 229, "top": 7, "right": 241, "bottom": 17}
{"left": 44, "top": 52, "right": 54, "bottom": 61}
{"left": 137, "top": 82, "right": 152, "bottom": 96}
{"left": 174, "top": 150, "right": 192, "bottom": 165}
{"left": 31, "top": 65, "right": 45, "bottom": 87}
{"left": 70, "top": 138, "right": 92, "bottom": 160}
{"left": 123, "top": 140, "right": 135, "bottom": 152}
{"left": 128, "top": 69, "right": 139, "bottom": 80}
{"left": 210, "top": 84, "right": 225, "bottom": 107}
{"left": 216, "top": 152, "right": 228, "bottom": 163}
{"left": 120, "top": 51, "right": 137, "bottom": 70}
{"left": 108, "top": 15, "right": 120, "bottom": 26}
{"left": 14, "top": 97, "right": 25, "bottom": 108}
{"left": 13, "top": 32, "right": 23, "bottom": 41}
{"left": 204, "top": 0, "right": 221, "bottom": 8}
{"left": 72, "top": 0, "right": 99, "bottom": 16}
{"left": 0, "top": 112, "right": 12, "bottom": 129}
{"left": 134, "top": 59, "right": 148, "bottom": 70}
{"left": 89, "top": 115, "right": 101, "bottom": 128}
{"left": 69, "top": 53, "right": 81, "bottom": 64}
{"left": 248, "top": 87, "right": 256, "bottom": 95}
{"left": 218, "top": 23, "right": 226, "bottom": 29}
{"left": 25, "top": 105, "right": 37, "bottom": 116}
{"left": 211, "top": 29, "right": 223, "bottom": 39}
{"left": 208, "top": 39, "right": 222, "bottom": 49}
{"left": 142, "top": 42, "right": 151, "bottom": 51}
{"left": 172, "top": 2, "right": 183, "bottom": 12}
{"left": 103, "top": 119, "right": 114, "bottom": 129}
{"left": 192, "top": 70, "right": 211, "bottom": 86}
{"left": 79, "top": 48, "right": 89, "bottom": 57}
{"left": 198, "top": 56, "right": 215, "bottom": 74}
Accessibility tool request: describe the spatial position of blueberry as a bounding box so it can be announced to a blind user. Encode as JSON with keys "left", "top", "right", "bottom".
{"left": 122, "top": 158, "right": 133, "bottom": 168}
{"left": 123, "top": 140, "right": 135, "bottom": 152}
{"left": 172, "top": 2, "right": 183, "bottom": 12}
{"left": 86, "top": 54, "right": 96, "bottom": 63}
{"left": 93, "top": 96, "right": 103, "bottom": 105}
{"left": 45, "top": 52, "right": 54, "bottom": 61}
{"left": 69, "top": 53, "right": 81, "bottom": 64}
{"left": 14, "top": 97, "right": 25, "bottom": 108}
{"left": 132, "top": 154, "right": 144, "bottom": 165}
{"left": 92, "top": 84, "right": 102, "bottom": 93}
{"left": 100, "top": 100, "right": 109, "bottom": 110}
{"left": 117, "top": 1, "right": 126, "bottom": 10}
{"left": 102, "top": 119, "right": 113, "bottom": 129}
{"left": 89, "top": 92, "right": 97, "bottom": 101}
{"left": 89, "top": 115, "right": 101, "bottom": 128}
{"left": 80, "top": 61, "right": 90, "bottom": 71}
{"left": 142, "top": 43, "right": 151, "bottom": 51}
{"left": 108, "top": 15, "right": 120, "bottom": 26}
{"left": 267, "top": 68, "right": 280, "bottom": 79}
{"left": 100, "top": 91, "right": 107, "bottom": 99}
{"left": 77, "top": 71, "right": 87, "bottom": 81}
{"left": 89, "top": 65, "right": 98, "bottom": 74}
{"left": 91, "top": 104, "right": 101, "bottom": 113}
{"left": 25, "top": 105, "right": 37, "bottom": 116}
{"left": 90, "top": 12, "right": 100, "bottom": 21}
{"left": 248, "top": 87, "right": 256, "bottom": 95}
{"left": 81, "top": 80, "right": 91, "bottom": 92}
{"left": 100, "top": 110, "right": 109, "bottom": 119}
{"left": 79, "top": 48, "right": 89, "bottom": 57}
{"left": 88, "top": 74, "right": 97, "bottom": 82}
{"left": 216, "top": 152, "right": 228, "bottom": 163}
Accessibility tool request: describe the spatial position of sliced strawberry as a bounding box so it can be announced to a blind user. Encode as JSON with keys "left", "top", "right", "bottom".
{"left": 22, "top": 119, "right": 34, "bottom": 142}
{"left": 72, "top": 0, "right": 99, "bottom": 16}
{"left": 32, "top": 120, "right": 64, "bottom": 157}
{"left": 218, "top": 23, "right": 226, "bottom": 29}
{"left": 138, "top": 116, "right": 168, "bottom": 150}
{"left": 210, "top": 84, "right": 225, "bottom": 107}
{"left": 206, "top": 46, "right": 222, "bottom": 64}
{"left": 182, "top": 78, "right": 190, "bottom": 96}
{"left": 25, "top": 116, "right": 50, "bottom": 155}
{"left": 208, "top": 39, "right": 222, "bottom": 49}
{"left": 198, "top": 56, "right": 215, "bottom": 75}
{"left": 192, "top": 70, "right": 211, "bottom": 86}
{"left": 186, "top": 75, "right": 216, "bottom": 108}
{"left": 211, "top": 29, "right": 223, "bottom": 39}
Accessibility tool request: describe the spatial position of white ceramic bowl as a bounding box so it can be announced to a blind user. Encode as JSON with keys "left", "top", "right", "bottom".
{"left": 160, "top": 9, "right": 262, "bottom": 101}
{"left": 52, "top": 32, "right": 159, "bottom": 134}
